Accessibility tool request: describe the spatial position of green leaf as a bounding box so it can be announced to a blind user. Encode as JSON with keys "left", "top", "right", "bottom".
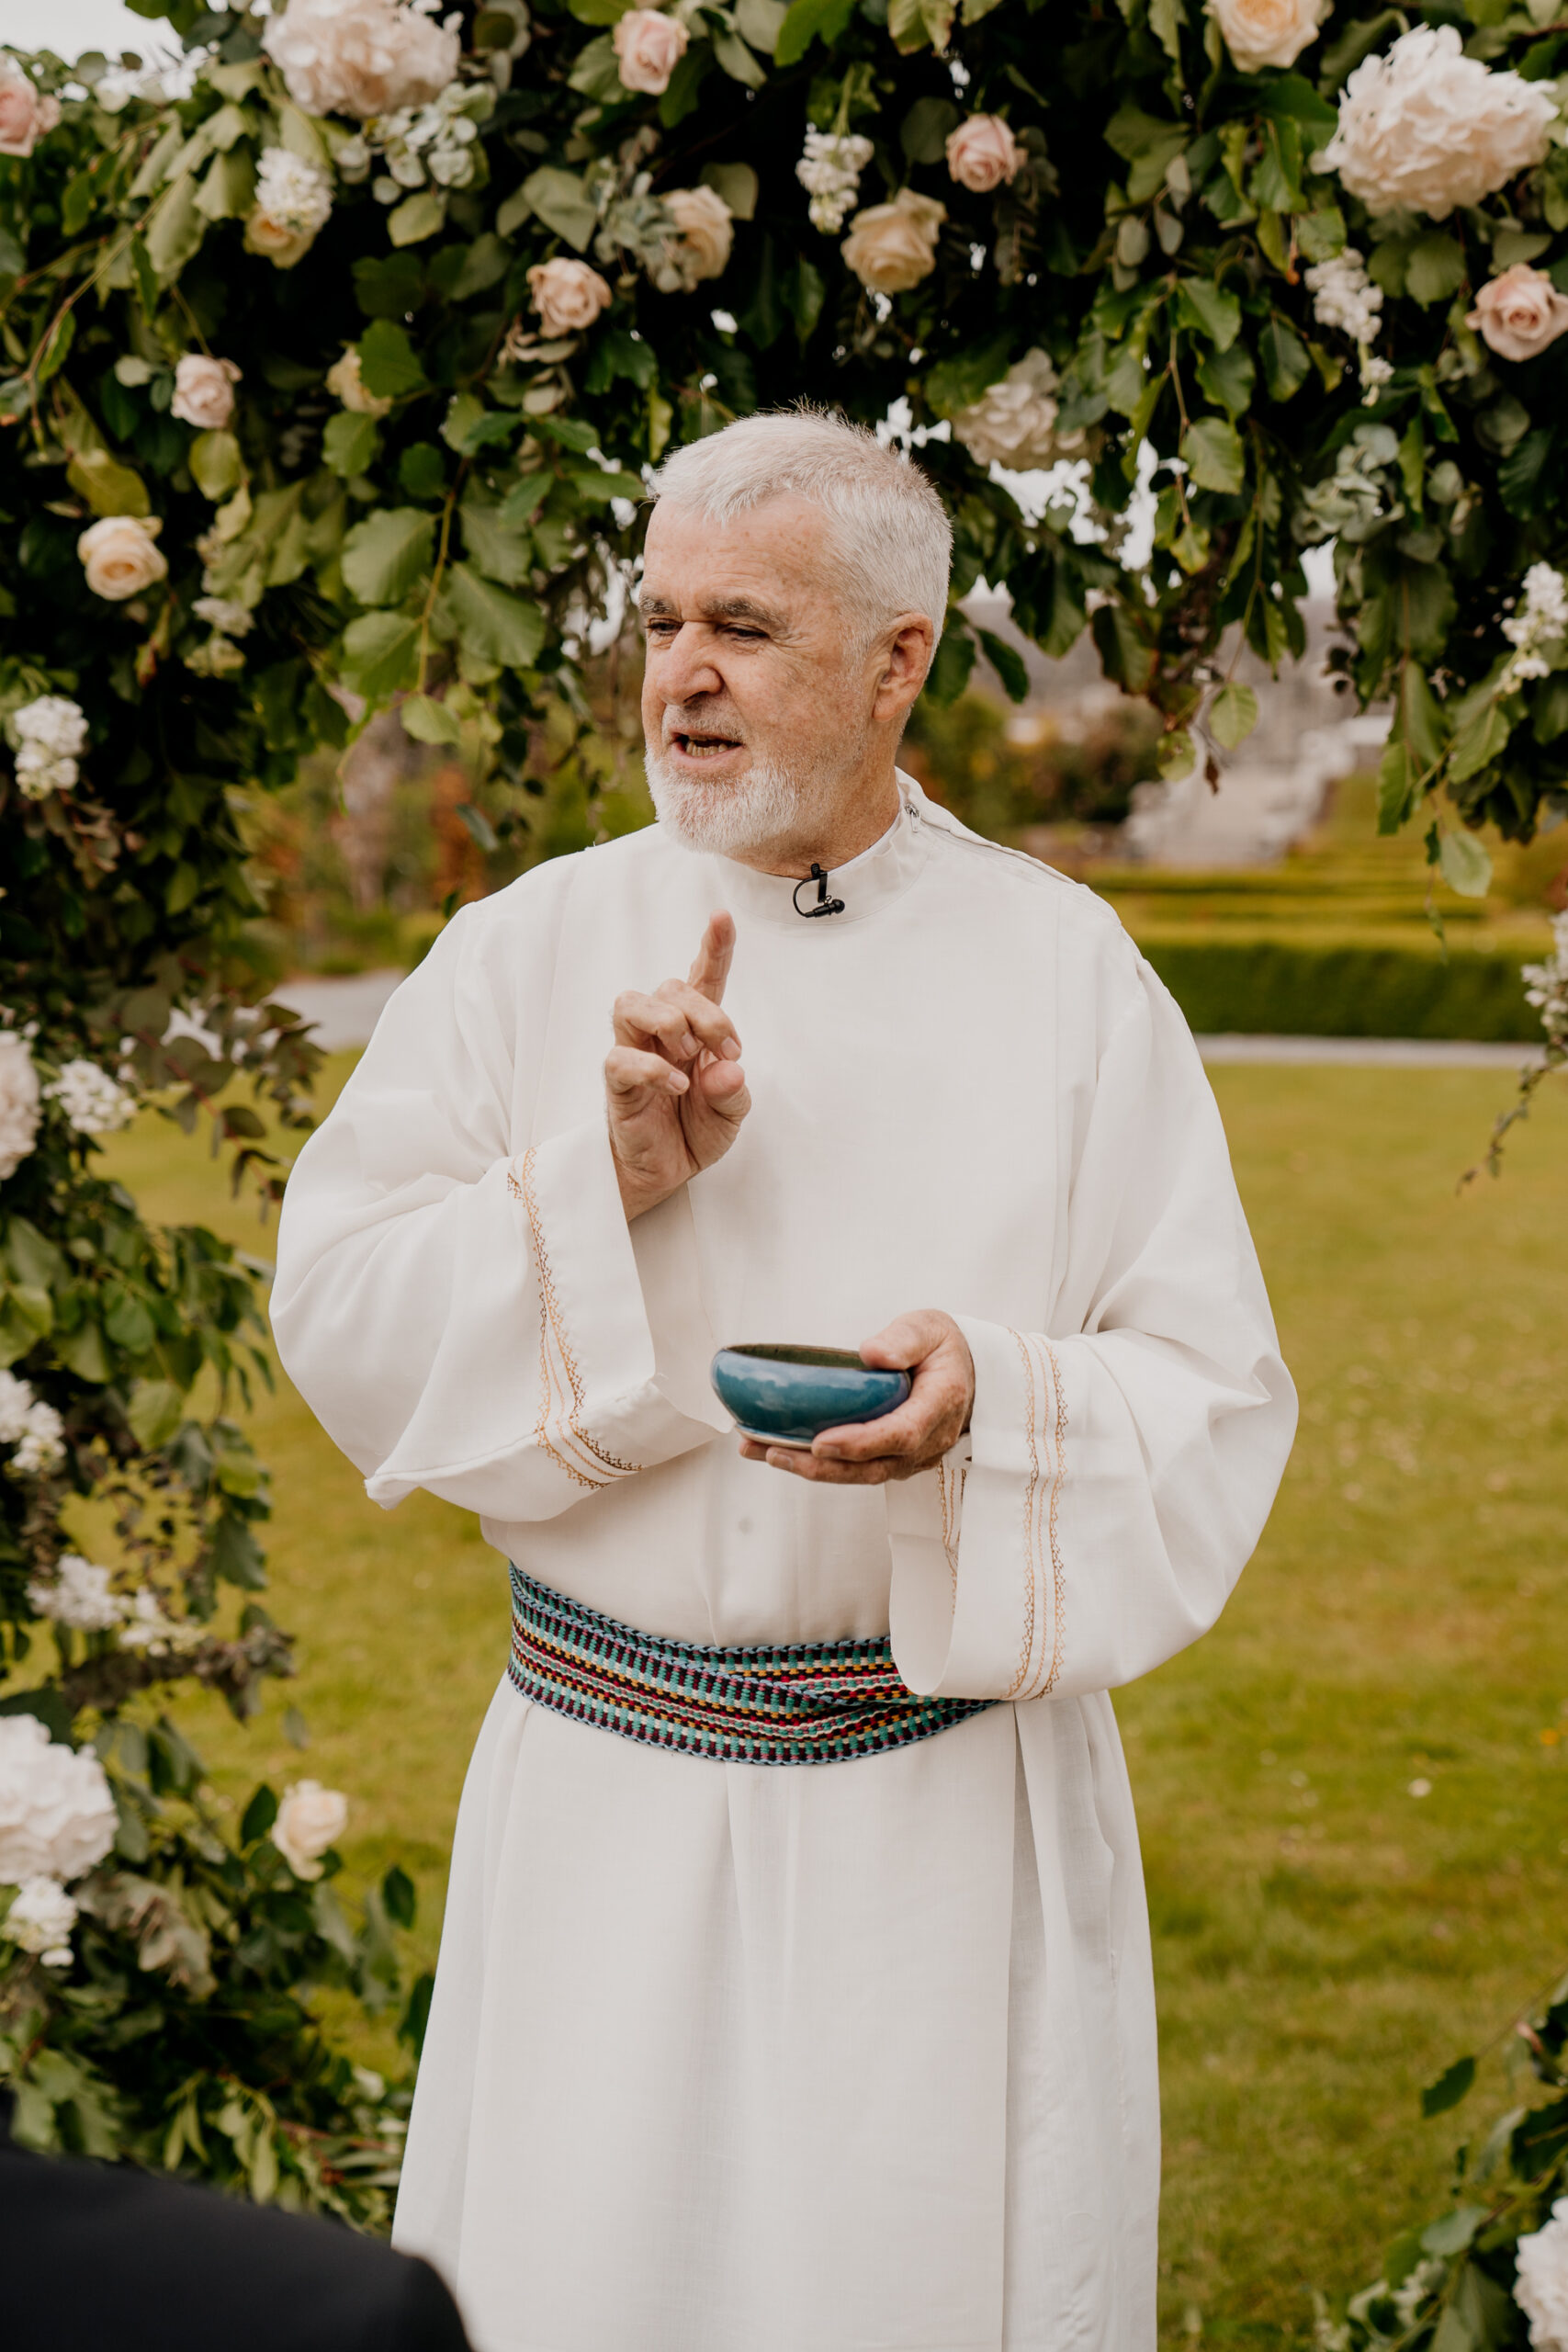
{"left": 1421, "top": 2208, "right": 1488, "bottom": 2260}
{"left": 700, "top": 162, "right": 759, "bottom": 220}
{"left": 570, "top": 31, "right": 631, "bottom": 99}
{"left": 1449, "top": 699, "right": 1511, "bottom": 784}
{"left": 925, "top": 335, "right": 1014, "bottom": 420}
{"left": 1209, "top": 682, "right": 1258, "bottom": 750}
{"left": 144, "top": 173, "right": 205, "bottom": 283}
{"left": 210, "top": 1510, "right": 267, "bottom": 1589}
{"left": 774, "top": 0, "right": 856, "bottom": 66}
{"left": 400, "top": 693, "right": 463, "bottom": 746}
{"left": 1258, "top": 317, "right": 1310, "bottom": 404}
{"left": 444, "top": 563, "right": 547, "bottom": 668}
{"left": 735, "top": 0, "right": 789, "bottom": 46}
{"left": 358, "top": 319, "right": 427, "bottom": 400}
{"left": 342, "top": 507, "right": 436, "bottom": 606}
{"left": 382, "top": 1863, "right": 417, "bottom": 1928}
{"left": 1405, "top": 233, "right": 1466, "bottom": 308}
{"left": 450, "top": 232, "right": 513, "bottom": 300}
{"left": 1499, "top": 428, "right": 1554, "bottom": 520}
{"left": 0, "top": 1687, "right": 74, "bottom": 1743}
{"left": 1091, "top": 601, "right": 1155, "bottom": 695}
{"left": 1196, "top": 342, "right": 1255, "bottom": 420}
{"left": 1158, "top": 729, "right": 1196, "bottom": 780}
{"left": 520, "top": 165, "right": 598, "bottom": 253}
{"left": 1438, "top": 831, "right": 1493, "bottom": 899}
{"left": 459, "top": 491, "right": 532, "bottom": 586}
{"left": 341, "top": 611, "right": 422, "bottom": 699}
{"left": 354, "top": 251, "right": 425, "bottom": 319}
{"left": 714, "top": 27, "right": 767, "bottom": 83}
{"left": 322, "top": 410, "right": 382, "bottom": 480}
{"left": 127, "top": 1378, "right": 183, "bottom": 1450}
{"left": 66, "top": 450, "right": 152, "bottom": 518}
{"left": 241, "top": 1783, "right": 278, "bottom": 1844}
{"left": 976, "top": 626, "right": 1029, "bottom": 704}
{"left": 389, "top": 191, "right": 448, "bottom": 248}
{"left": 1176, "top": 278, "right": 1242, "bottom": 354}
{"left": 1180, "top": 416, "right": 1245, "bottom": 496}
{"left": 924, "top": 619, "right": 977, "bottom": 707}
{"left": 189, "top": 429, "right": 243, "bottom": 501}
{"left": 457, "top": 801, "right": 500, "bottom": 851}
{"left": 1377, "top": 738, "right": 1413, "bottom": 834}
{"left": 399, "top": 441, "right": 447, "bottom": 499}
{"left": 569, "top": 0, "right": 634, "bottom": 17}
{"left": 900, "top": 96, "right": 962, "bottom": 164}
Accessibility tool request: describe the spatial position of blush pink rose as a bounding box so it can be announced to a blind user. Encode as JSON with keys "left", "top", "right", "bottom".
{"left": 944, "top": 116, "right": 1021, "bottom": 195}
{"left": 613, "top": 9, "right": 689, "bottom": 95}
{"left": 1466, "top": 264, "right": 1568, "bottom": 362}
{"left": 527, "top": 257, "right": 614, "bottom": 337}
{"left": 841, "top": 190, "right": 946, "bottom": 295}
{"left": 0, "top": 58, "right": 62, "bottom": 158}
{"left": 170, "top": 355, "right": 242, "bottom": 432}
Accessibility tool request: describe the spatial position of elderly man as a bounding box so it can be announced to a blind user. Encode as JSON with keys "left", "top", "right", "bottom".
{"left": 272, "top": 411, "right": 1295, "bottom": 2352}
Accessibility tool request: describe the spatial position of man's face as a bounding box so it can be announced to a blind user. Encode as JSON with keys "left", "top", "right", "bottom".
{"left": 638, "top": 496, "right": 878, "bottom": 854}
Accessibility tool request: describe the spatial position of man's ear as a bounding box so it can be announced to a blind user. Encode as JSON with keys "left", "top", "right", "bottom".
{"left": 874, "top": 616, "right": 935, "bottom": 723}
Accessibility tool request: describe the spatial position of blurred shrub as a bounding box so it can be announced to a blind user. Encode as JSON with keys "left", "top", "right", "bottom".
{"left": 1144, "top": 938, "right": 1540, "bottom": 1041}
{"left": 903, "top": 690, "right": 1162, "bottom": 841}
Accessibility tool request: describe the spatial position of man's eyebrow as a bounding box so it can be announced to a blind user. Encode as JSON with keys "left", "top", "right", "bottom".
{"left": 636, "top": 592, "right": 784, "bottom": 628}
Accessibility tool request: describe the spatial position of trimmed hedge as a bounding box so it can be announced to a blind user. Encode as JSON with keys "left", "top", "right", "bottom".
{"left": 1138, "top": 938, "right": 1541, "bottom": 1042}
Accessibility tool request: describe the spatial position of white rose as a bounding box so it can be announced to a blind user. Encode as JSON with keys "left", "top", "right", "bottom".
{"left": 0, "top": 1033, "right": 39, "bottom": 1179}
{"left": 78, "top": 514, "right": 168, "bottom": 603}
{"left": 1467, "top": 264, "right": 1568, "bottom": 362}
{"left": 1516, "top": 2197, "right": 1568, "bottom": 2352}
{"left": 527, "top": 257, "right": 614, "bottom": 338}
{"left": 325, "top": 348, "right": 393, "bottom": 416}
{"left": 272, "top": 1781, "right": 349, "bottom": 1881}
{"left": 27, "top": 1555, "right": 123, "bottom": 1633}
{"left": 842, "top": 189, "right": 947, "bottom": 295}
{"left": 4, "top": 1875, "right": 78, "bottom": 1964}
{"left": 945, "top": 115, "right": 1021, "bottom": 195}
{"left": 0, "top": 1716, "right": 118, "bottom": 1885}
{"left": 264, "top": 0, "right": 461, "bottom": 119}
{"left": 245, "top": 147, "right": 334, "bottom": 270}
{"left": 613, "top": 9, "right": 689, "bottom": 96}
{"left": 1208, "top": 0, "right": 1325, "bottom": 74}
{"left": 0, "top": 57, "right": 62, "bottom": 159}
{"left": 950, "top": 348, "right": 1088, "bottom": 471}
{"left": 1318, "top": 27, "right": 1557, "bottom": 219}
{"left": 170, "top": 355, "right": 242, "bottom": 432}
{"left": 652, "top": 187, "right": 734, "bottom": 294}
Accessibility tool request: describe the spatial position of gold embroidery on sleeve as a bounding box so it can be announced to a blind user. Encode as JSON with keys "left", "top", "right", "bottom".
{"left": 1003, "top": 1330, "right": 1067, "bottom": 1701}
{"left": 512, "top": 1149, "right": 637, "bottom": 1488}
{"left": 936, "top": 1460, "right": 965, "bottom": 1607}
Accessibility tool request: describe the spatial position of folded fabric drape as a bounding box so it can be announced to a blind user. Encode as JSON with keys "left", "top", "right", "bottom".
{"left": 507, "top": 1564, "right": 994, "bottom": 1766}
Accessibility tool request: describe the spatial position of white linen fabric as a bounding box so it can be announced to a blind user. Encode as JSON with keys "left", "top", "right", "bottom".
{"left": 271, "top": 780, "right": 1296, "bottom": 2352}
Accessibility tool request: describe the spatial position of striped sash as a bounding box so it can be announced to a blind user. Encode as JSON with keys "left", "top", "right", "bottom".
{"left": 506, "top": 1564, "right": 992, "bottom": 1767}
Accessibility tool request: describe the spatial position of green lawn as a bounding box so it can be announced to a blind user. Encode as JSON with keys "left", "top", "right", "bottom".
{"left": 101, "top": 1058, "right": 1568, "bottom": 2345}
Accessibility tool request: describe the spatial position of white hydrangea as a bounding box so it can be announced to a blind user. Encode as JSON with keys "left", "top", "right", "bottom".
{"left": 796, "top": 130, "right": 874, "bottom": 235}
{"left": 1317, "top": 27, "right": 1557, "bottom": 220}
{"left": 264, "top": 0, "right": 462, "bottom": 121}
{"left": 369, "top": 80, "right": 492, "bottom": 200}
{"left": 191, "top": 596, "right": 254, "bottom": 638}
{"left": 4, "top": 1874, "right": 78, "bottom": 1966}
{"left": 0, "top": 1714, "right": 118, "bottom": 1885}
{"left": 45, "top": 1058, "right": 136, "bottom": 1136}
{"left": 118, "top": 1588, "right": 203, "bottom": 1657}
{"left": 1517, "top": 2196, "right": 1568, "bottom": 2351}
{"left": 1304, "top": 250, "right": 1393, "bottom": 398}
{"left": 10, "top": 695, "right": 87, "bottom": 801}
{"left": 27, "top": 1554, "right": 123, "bottom": 1633}
{"left": 0, "top": 1370, "right": 65, "bottom": 1478}
{"left": 1502, "top": 561, "right": 1568, "bottom": 684}
{"left": 254, "top": 145, "right": 334, "bottom": 236}
{"left": 950, "top": 349, "right": 1088, "bottom": 471}
{"left": 0, "top": 1029, "right": 39, "bottom": 1179}
{"left": 1522, "top": 910, "right": 1568, "bottom": 1053}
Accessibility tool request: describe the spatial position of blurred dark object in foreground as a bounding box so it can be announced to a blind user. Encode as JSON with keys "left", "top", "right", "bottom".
{"left": 1, "top": 2137, "right": 470, "bottom": 2352}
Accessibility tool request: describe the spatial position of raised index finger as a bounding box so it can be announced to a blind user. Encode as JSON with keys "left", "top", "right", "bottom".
{"left": 688, "top": 911, "right": 736, "bottom": 1005}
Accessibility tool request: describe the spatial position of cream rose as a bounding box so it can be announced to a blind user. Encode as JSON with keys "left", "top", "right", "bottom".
{"left": 945, "top": 116, "right": 1021, "bottom": 195}
{"left": 170, "top": 355, "right": 242, "bottom": 433}
{"left": 1467, "top": 264, "right": 1568, "bottom": 362}
{"left": 1319, "top": 26, "right": 1557, "bottom": 220}
{"left": 613, "top": 9, "right": 689, "bottom": 96}
{"left": 527, "top": 257, "right": 614, "bottom": 338}
{"left": 951, "top": 348, "right": 1087, "bottom": 471}
{"left": 0, "top": 1035, "right": 39, "bottom": 1180}
{"left": 271, "top": 1781, "right": 349, "bottom": 1882}
{"left": 78, "top": 515, "right": 167, "bottom": 604}
{"left": 263, "top": 0, "right": 460, "bottom": 119}
{"left": 842, "top": 190, "right": 946, "bottom": 296}
{"left": 0, "top": 58, "right": 62, "bottom": 159}
{"left": 1208, "top": 0, "right": 1325, "bottom": 74}
{"left": 652, "top": 187, "right": 734, "bottom": 294}
{"left": 325, "top": 348, "right": 393, "bottom": 416}
{"left": 245, "top": 147, "right": 333, "bottom": 271}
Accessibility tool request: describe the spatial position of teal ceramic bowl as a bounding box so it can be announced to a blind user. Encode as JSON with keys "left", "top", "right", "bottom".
{"left": 711, "top": 1344, "right": 911, "bottom": 1450}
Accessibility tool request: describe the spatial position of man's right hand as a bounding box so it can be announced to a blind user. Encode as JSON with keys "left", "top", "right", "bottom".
{"left": 605, "top": 912, "right": 751, "bottom": 1221}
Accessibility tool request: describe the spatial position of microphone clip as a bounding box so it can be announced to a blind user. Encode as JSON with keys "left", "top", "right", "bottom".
{"left": 792, "top": 863, "right": 845, "bottom": 920}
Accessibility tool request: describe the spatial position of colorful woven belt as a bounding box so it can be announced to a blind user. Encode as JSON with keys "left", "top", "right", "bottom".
{"left": 506, "top": 1564, "right": 993, "bottom": 1767}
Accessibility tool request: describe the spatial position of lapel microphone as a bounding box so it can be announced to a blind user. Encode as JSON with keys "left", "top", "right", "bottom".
{"left": 792, "top": 863, "right": 846, "bottom": 919}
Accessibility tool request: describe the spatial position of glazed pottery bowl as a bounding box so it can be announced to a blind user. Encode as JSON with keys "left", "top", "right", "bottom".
{"left": 711, "top": 1344, "right": 911, "bottom": 1450}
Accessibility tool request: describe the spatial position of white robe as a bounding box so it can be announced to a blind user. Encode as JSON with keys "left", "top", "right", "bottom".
{"left": 271, "top": 782, "right": 1295, "bottom": 2352}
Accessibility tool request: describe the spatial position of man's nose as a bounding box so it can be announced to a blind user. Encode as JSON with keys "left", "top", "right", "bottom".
{"left": 658, "top": 624, "right": 724, "bottom": 703}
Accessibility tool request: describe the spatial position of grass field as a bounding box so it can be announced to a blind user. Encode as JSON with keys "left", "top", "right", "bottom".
{"left": 99, "top": 1056, "right": 1568, "bottom": 2346}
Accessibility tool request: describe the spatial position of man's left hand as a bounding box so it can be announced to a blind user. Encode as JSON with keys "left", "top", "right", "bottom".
{"left": 738, "top": 1310, "right": 975, "bottom": 1486}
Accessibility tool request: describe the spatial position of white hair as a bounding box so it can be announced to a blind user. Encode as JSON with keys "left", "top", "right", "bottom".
{"left": 647, "top": 408, "right": 953, "bottom": 643}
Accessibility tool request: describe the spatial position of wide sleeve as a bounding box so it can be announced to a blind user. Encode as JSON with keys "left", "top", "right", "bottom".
{"left": 269, "top": 896, "right": 728, "bottom": 1521}
{"left": 886, "top": 958, "right": 1296, "bottom": 1703}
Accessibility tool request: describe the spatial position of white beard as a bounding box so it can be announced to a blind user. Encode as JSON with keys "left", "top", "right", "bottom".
{"left": 644, "top": 749, "right": 807, "bottom": 859}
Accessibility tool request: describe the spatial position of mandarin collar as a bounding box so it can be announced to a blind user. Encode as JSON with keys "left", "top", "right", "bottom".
{"left": 707, "top": 775, "right": 932, "bottom": 931}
